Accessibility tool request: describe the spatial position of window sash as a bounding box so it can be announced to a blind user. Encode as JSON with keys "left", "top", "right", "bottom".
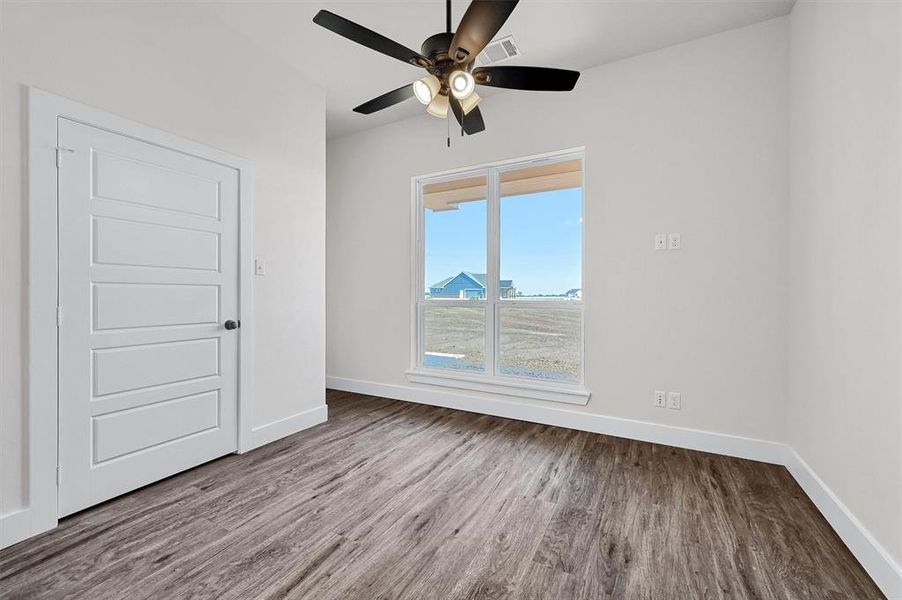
{"left": 413, "top": 148, "right": 586, "bottom": 392}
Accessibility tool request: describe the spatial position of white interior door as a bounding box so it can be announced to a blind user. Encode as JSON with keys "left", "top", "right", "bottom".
{"left": 57, "top": 118, "right": 240, "bottom": 517}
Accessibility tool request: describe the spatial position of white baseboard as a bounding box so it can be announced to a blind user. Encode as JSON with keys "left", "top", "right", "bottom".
{"left": 249, "top": 404, "right": 328, "bottom": 450}
{"left": 1, "top": 509, "right": 30, "bottom": 548}
{"left": 326, "top": 376, "right": 787, "bottom": 464}
{"left": 784, "top": 449, "right": 902, "bottom": 599}
{"left": 326, "top": 375, "right": 902, "bottom": 599}
{"left": 0, "top": 508, "right": 50, "bottom": 550}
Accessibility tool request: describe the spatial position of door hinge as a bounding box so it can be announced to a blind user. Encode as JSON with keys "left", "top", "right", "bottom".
{"left": 56, "top": 465, "right": 61, "bottom": 486}
{"left": 55, "top": 146, "right": 74, "bottom": 168}
{"left": 56, "top": 306, "right": 62, "bottom": 328}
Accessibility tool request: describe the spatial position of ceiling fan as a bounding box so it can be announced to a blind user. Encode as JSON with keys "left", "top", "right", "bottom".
{"left": 312, "top": 0, "right": 580, "bottom": 138}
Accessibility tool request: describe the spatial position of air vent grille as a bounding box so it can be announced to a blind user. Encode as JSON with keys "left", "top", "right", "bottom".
{"left": 476, "top": 35, "right": 520, "bottom": 66}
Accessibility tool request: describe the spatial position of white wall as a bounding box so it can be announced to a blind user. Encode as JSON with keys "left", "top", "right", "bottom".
{"left": 788, "top": 0, "right": 902, "bottom": 573}
{"left": 0, "top": 2, "right": 326, "bottom": 518}
{"left": 327, "top": 18, "right": 789, "bottom": 442}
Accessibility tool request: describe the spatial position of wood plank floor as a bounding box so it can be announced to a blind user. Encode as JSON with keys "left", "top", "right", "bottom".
{"left": 0, "top": 390, "right": 884, "bottom": 599}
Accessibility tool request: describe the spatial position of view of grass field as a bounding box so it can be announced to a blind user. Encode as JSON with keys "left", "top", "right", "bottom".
{"left": 423, "top": 305, "right": 581, "bottom": 382}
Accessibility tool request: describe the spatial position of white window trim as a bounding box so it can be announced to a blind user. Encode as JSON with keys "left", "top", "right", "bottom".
{"left": 408, "top": 147, "right": 589, "bottom": 405}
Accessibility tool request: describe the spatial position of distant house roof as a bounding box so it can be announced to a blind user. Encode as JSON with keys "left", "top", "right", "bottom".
{"left": 467, "top": 272, "right": 486, "bottom": 287}
{"left": 430, "top": 275, "right": 457, "bottom": 289}
{"left": 429, "top": 272, "right": 514, "bottom": 290}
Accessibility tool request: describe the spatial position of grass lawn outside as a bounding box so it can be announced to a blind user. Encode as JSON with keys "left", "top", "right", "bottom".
{"left": 423, "top": 304, "right": 581, "bottom": 382}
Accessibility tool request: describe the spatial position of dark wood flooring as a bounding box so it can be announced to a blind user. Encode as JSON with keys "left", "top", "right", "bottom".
{"left": 0, "top": 390, "right": 884, "bottom": 599}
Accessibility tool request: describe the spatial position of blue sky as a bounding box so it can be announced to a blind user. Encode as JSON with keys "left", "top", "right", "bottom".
{"left": 425, "top": 188, "right": 582, "bottom": 295}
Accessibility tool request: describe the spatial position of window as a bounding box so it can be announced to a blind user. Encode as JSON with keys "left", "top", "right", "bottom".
{"left": 409, "top": 149, "right": 588, "bottom": 404}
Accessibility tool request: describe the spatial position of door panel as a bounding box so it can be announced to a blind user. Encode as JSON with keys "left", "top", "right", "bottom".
{"left": 92, "top": 391, "right": 221, "bottom": 463}
{"left": 92, "top": 217, "right": 220, "bottom": 270}
{"left": 92, "top": 338, "right": 220, "bottom": 397}
{"left": 58, "top": 118, "right": 239, "bottom": 517}
{"left": 93, "top": 150, "right": 221, "bottom": 218}
{"left": 93, "top": 284, "right": 219, "bottom": 330}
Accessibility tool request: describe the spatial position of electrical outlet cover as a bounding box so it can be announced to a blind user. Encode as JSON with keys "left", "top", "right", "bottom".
{"left": 668, "top": 233, "right": 681, "bottom": 250}
{"left": 655, "top": 234, "right": 667, "bottom": 250}
{"left": 667, "top": 392, "right": 681, "bottom": 410}
{"left": 654, "top": 390, "right": 666, "bottom": 408}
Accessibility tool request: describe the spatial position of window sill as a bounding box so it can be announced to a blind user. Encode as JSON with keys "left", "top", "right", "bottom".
{"left": 405, "top": 369, "right": 591, "bottom": 406}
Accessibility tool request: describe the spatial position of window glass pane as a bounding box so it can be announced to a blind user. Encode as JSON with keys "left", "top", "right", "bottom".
{"left": 498, "top": 306, "right": 581, "bottom": 382}
{"left": 499, "top": 159, "right": 582, "bottom": 300}
{"left": 423, "top": 174, "right": 487, "bottom": 300}
{"left": 423, "top": 305, "right": 485, "bottom": 372}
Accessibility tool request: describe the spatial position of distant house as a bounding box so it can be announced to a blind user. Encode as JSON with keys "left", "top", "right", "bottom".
{"left": 429, "top": 272, "right": 516, "bottom": 299}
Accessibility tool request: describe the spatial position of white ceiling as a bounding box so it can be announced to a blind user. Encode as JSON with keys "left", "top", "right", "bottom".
{"left": 204, "top": 0, "right": 794, "bottom": 139}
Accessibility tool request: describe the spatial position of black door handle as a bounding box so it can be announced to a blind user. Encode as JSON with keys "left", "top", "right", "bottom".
{"left": 224, "top": 320, "right": 240, "bottom": 330}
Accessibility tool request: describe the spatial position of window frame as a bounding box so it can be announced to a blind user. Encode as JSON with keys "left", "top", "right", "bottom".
{"left": 407, "top": 147, "right": 589, "bottom": 405}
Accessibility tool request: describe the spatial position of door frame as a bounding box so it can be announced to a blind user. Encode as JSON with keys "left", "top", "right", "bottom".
{"left": 25, "top": 87, "right": 256, "bottom": 539}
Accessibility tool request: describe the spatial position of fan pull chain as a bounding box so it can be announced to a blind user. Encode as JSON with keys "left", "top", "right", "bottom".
{"left": 447, "top": 113, "right": 451, "bottom": 148}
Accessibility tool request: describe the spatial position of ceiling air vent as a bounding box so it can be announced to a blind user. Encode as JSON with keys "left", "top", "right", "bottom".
{"left": 476, "top": 35, "right": 520, "bottom": 66}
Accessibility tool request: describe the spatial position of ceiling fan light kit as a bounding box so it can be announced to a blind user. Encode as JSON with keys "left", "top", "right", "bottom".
{"left": 414, "top": 75, "right": 441, "bottom": 105}
{"left": 426, "top": 93, "right": 450, "bottom": 119}
{"left": 449, "top": 70, "right": 476, "bottom": 99}
{"left": 459, "top": 92, "right": 481, "bottom": 115}
{"left": 313, "top": 0, "right": 580, "bottom": 140}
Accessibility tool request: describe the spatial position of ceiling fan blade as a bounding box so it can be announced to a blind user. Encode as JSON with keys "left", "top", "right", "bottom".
{"left": 448, "top": 0, "right": 519, "bottom": 64}
{"left": 313, "top": 10, "right": 431, "bottom": 68}
{"left": 353, "top": 84, "right": 416, "bottom": 114}
{"left": 449, "top": 96, "right": 486, "bottom": 135}
{"left": 473, "top": 66, "right": 580, "bottom": 91}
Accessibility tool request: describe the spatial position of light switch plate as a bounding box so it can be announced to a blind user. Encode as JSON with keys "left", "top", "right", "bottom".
{"left": 655, "top": 234, "right": 667, "bottom": 250}
{"left": 667, "top": 392, "right": 682, "bottom": 410}
{"left": 668, "top": 233, "right": 681, "bottom": 250}
{"left": 255, "top": 258, "right": 266, "bottom": 276}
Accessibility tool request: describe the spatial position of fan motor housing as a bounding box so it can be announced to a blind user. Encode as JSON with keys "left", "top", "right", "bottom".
{"left": 421, "top": 32, "right": 455, "bottom": 61}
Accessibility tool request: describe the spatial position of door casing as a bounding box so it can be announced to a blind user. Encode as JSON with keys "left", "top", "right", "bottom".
{"left": 24, "top": 87, "right": 255, "bottom": 540}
